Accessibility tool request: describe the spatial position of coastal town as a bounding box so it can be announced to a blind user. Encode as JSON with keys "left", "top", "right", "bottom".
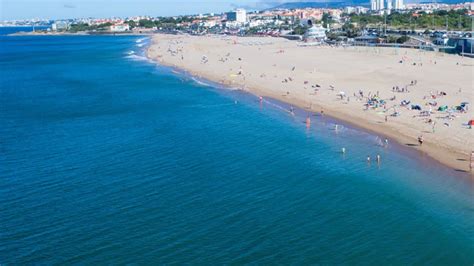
{"left": 4, "top": 1, "right": 473, "bottom": 55}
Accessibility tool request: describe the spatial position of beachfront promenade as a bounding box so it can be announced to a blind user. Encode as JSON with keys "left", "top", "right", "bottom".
{"left": 147, "top": 34, "right": 474, "bottom": 172}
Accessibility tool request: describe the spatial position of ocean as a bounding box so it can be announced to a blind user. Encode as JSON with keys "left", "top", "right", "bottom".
{"left": 1, "top": 28, "right": 473, "bottom": 264}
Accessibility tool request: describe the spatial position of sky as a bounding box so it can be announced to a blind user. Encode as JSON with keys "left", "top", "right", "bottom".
{"left": 0, "top": 0, "right": 305, "bottom": 20}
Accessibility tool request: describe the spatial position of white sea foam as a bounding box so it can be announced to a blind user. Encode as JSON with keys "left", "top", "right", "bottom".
{"left": 135, "top": 38, "right": 146, "bottom": 43}
{"left": 263, "top": 100, "right": 292, "bottom": 113}
{"left": 191, "top": 77, "right": 211, "bottom": 87}
{"left": 125, "top": 54, "right": 150, "bottom": 62}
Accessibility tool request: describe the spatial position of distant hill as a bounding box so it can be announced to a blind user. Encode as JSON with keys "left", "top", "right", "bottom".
{"left": 268, "top": 0, "right": 469, "bottom": 10}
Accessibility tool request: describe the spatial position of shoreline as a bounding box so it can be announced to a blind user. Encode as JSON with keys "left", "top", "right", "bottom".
{"left": 146, "top": 34, "right": 474, "bottom": 174}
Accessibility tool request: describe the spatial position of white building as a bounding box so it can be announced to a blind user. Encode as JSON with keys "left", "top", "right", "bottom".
{"left": 225, "top": 21, "right": 243, "bottom": 29}
{"left": 304, "top": 24, "right": 327, "bottom": 42}
{"left": 226, "top": 9, "right": 247, "bottom": 24}
{"left": 345, "top": 6, "right": 357, "bottom": 14}
{"left": 371, "top": 0, "right": 377, "bottom": 11}
{"left": 372, "top": 0, "right": 402, "bottom": 11}
{"left": 51, "top": 20, "right": 70, "bottom": 31}
{"left": 109, "top": 24, "right": 130, "bottom": 32}
{"left": 202, "top": 20, "right": 218, "bottom": 28}
{"left": 394, "top": 0, "right": 404, "bottom": 10}
{"left": 377, "top": 0, "right": 385, "bottom": 10}
{"left": 356, "top": 6, "right": 369, "bottom": 14}
{"left": 347, "top": 6, "right": 369, "bottom": 14}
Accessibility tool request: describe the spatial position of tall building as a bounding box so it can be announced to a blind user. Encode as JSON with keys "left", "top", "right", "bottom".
{"left": 377, "top": 0, "right": 385, "bottom": 10}
{"left": 371, "top": 0, "right": 377, "bottom": 10}
{"left": 370, "top": 0, "right": 403, "bottom": 11}
{"left": 394, "top": 0, "right": 404, "bottom": 9}
{"left": 226, "top": 9, "right": 247, "bottom": 23}
{"left": 371, "top": 0, "right": 386, "bottom": 11}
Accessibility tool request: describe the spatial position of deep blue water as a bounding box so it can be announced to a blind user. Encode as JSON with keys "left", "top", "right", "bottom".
{"left": 0, "top": 26, "right": 49, "bottom": 35}
{"left": 1, "top": 29, "right": 473, "bottom": 264}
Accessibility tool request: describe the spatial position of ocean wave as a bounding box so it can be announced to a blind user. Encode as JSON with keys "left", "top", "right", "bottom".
{"left": 125, "top": 54, "right": 150, "bottom": 62}
{"left": 191, "top": 77, "right": 211, "bottom": 87}
{"left": 135, "top": 38, "right": 147, "bottom": 43}
{"left": 126, "top": 51, "right": 135, "bottom": 55}
{"left": 136, "top": 43, "right": 145, "bottom": 48}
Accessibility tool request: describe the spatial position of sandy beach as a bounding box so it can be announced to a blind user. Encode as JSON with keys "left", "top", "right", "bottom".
{"left": 147, "top": 34, "right": 474, "bottom": 172}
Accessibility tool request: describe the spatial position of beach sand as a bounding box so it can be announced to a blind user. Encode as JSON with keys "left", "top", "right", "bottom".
{"left": 147, "top": 34, "right": 474, "bottom": 173}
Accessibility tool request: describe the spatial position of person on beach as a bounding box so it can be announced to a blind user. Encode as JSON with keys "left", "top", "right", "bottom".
{"left": 418, "top": 135, "right": 424, "bottom": 146}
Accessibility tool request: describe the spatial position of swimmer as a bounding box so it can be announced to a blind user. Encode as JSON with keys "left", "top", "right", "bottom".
{"left": 341, "top": 147, "right": 346, "bottom": 154}
{"left": 367, "top": 156, "right": 371, "bottom": 163}
{"left": 376, "top": 154, "right": 381, "bottom": 163}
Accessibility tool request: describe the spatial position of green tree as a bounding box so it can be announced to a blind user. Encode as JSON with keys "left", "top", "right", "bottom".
{"left": 126, "top": 20, "right": 137, "bottom": 28}
{"left": 322, "top": 13, "right": 334, "bottom": 28}
{"left": 292, "top": 25, "right": 308, "bottom": 35}
{"left": 139, "top": 19, "right": 155, "bottom": 28}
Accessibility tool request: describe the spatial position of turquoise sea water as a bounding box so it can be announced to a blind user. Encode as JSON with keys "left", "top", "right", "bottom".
{"left": 1, "top": 29, "right": 473, "bottom": 264}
